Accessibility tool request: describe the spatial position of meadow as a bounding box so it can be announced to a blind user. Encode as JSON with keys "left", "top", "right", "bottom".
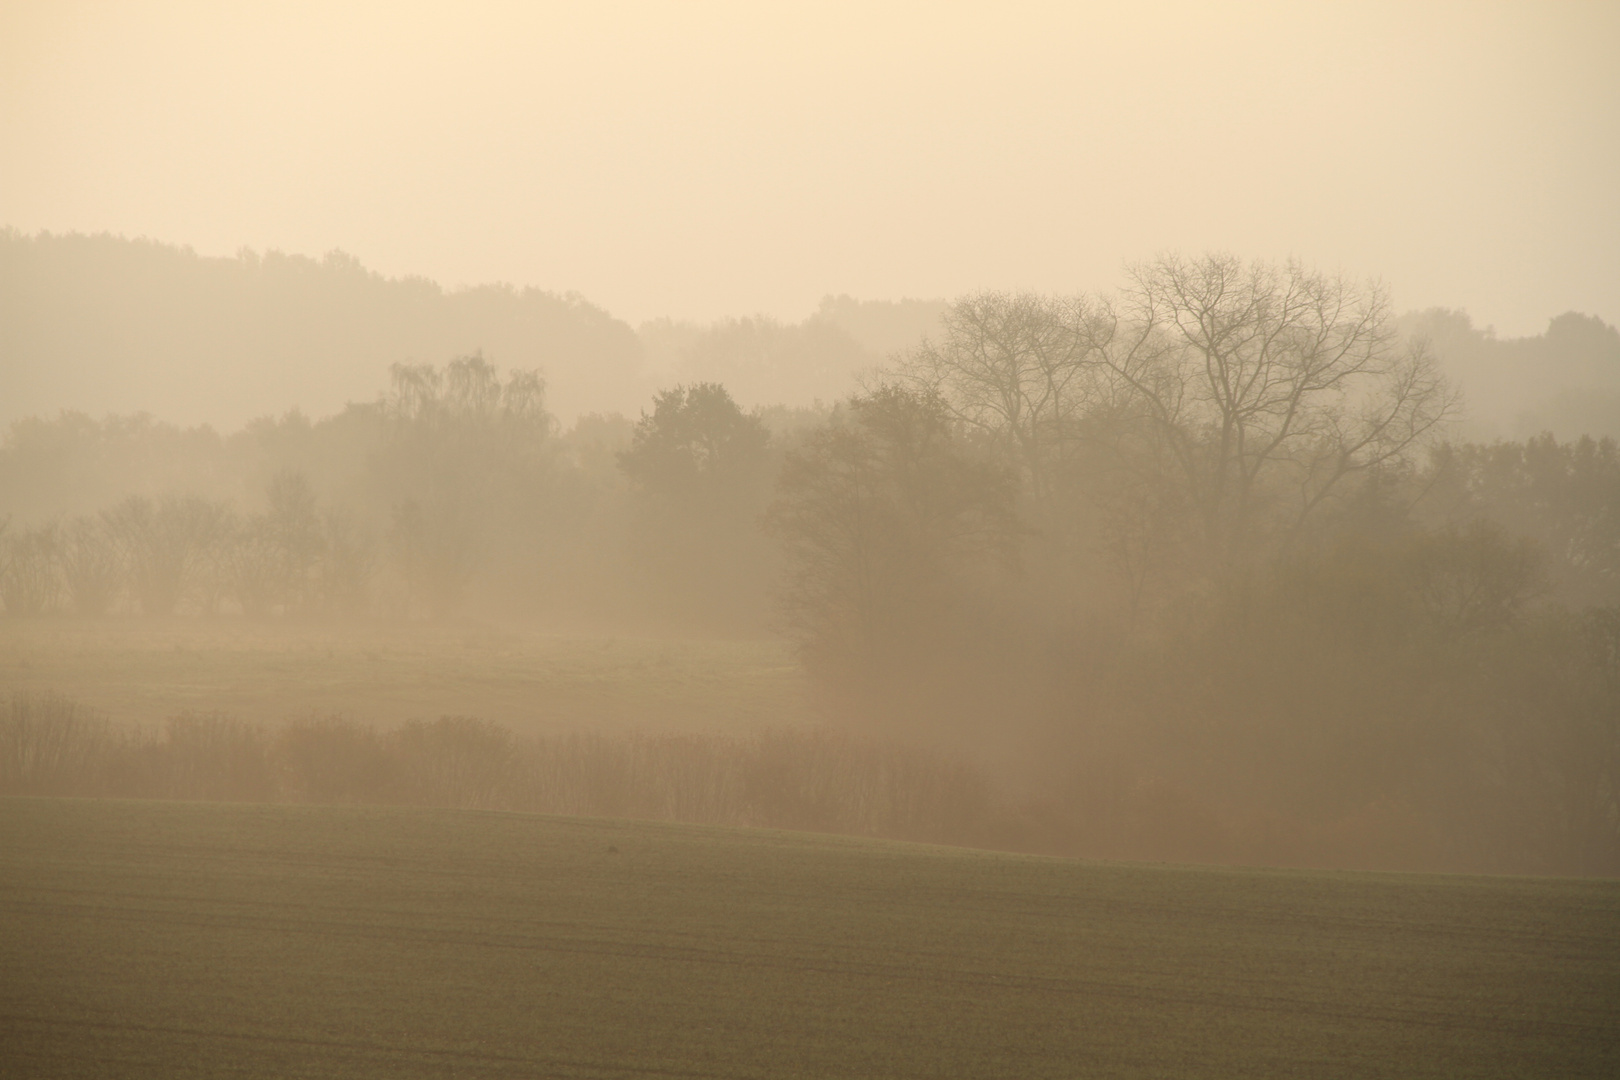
{"left": 0, "top": 618, "right": 813, "bottom": 735}
{"left": 2, "top": 797, "right": 1616, "bottom": 1079}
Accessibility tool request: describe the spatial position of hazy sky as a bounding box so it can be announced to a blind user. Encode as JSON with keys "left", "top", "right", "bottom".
{"left": 3, "top": 1, "right": 1616, "bottom": 336}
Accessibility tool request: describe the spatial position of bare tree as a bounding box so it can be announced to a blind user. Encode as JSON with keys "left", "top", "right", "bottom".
{"left": 226, "top": 512, "right": 280, "bottom": 618}
{"left": 0, "top": 520, "right": 60, "bottom": 616}
{"left": 889, "top": 258, "right": 1456, "bottom": 620}
{"left": 317, "top": 509, "right": 375, "bottom": 616}
{"left": 898, "top": 292, "right": 1104, "bottom": 512}
{"left": 58, "top": 516, "right": 121, "bottom": 615}
{"left": 261, "top": 471, "right": 326, "bottom": 612}
{"left": 1098, "top": 253, "right": 1457, "bottom": 572}
{"left": 377, "top": 354, "right": 553, "bottom": 619}
{"left": 102, "top": 495, "right": 233, "bottom": 615}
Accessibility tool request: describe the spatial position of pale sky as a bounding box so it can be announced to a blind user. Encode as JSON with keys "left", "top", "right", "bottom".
{"left": 3, "top": 0, "right": 1616, "bottom": 336}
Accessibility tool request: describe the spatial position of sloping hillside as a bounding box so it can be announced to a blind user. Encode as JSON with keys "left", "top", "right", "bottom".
{"left": 0, "top": 231, "right": 643, "bottom": 428}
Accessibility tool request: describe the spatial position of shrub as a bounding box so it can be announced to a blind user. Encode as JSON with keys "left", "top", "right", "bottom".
{"left": 0, "top": 692, "right": 113, "bottom": 795}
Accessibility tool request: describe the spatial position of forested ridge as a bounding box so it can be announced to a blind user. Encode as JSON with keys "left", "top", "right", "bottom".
{"left": 0, "top": 230, "right": 942, "bottom": 429}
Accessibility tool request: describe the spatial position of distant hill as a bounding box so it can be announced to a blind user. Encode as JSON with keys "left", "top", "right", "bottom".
{"left": 635, "top": 295, "right": 949, "bottom": 411}
{"left": 0, "top": 230, "right": 645, "bottom": 429}
{"left": 1401, "top": 308, "right": 1620, "bottom": 441}
{"left": 31, "top": 229, "right": 1609, "bottom": 443}
{"left": 1, "top": 231, "right": 950, "bottom": 431}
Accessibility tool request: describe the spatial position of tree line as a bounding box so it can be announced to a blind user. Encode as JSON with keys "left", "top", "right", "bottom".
{"left": 3, "top": 252, "right": 1617, "bottom": 874}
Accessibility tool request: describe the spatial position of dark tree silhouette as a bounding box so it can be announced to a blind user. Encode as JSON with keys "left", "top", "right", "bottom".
{"left": 618, "top": 383, "right": 774, "bottom": 628}
{"left": 767, "top": 385, "right": 1018, "bottom": 690}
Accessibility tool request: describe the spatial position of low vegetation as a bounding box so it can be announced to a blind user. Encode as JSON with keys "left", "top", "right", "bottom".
{"left": 0, "top": 692, "right": 998, "bottom": 848}
{"left": 1, "top": 688, "right": 1612, "bottom": 875}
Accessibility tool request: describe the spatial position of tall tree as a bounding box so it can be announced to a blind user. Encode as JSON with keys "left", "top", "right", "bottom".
{"left": 766, "top": 386, "right": 1018, "bottom": 688}
{"left": 618, "top": 383, "right": 774, "bottom": 627}
{"left": 374, "top": 353, "right": 555, "bottom": 619}
{"left": 1099, "top": 254, "right": 1456, "bottom": 571}
{"left": 619, "top": 383, "right": 770, "bottom": 509}
{"left": 101, "top": 495, "right": 233, "bottom": 615}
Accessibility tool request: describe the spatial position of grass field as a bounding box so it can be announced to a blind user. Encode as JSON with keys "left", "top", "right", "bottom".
{"left": 2, "top": 798, "right": 1616, "bottom": 1078}
{"left": 0, "top": 618, "right": 813, "bottom": 735}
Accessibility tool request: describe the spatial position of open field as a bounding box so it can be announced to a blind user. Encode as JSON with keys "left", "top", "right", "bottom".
{"left": 0, "top": 619, "right": 813, "bottom": 735}
{"left": 2, "top": 798, "right": 1617, "bottom": 1078}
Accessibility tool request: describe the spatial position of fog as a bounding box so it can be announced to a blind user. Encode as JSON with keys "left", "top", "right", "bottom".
{"left": 3, "top": 3, "right": 1619, "bottom": 878}
{"left": 4, "top": 2, "right": 1615, "bottom": 334}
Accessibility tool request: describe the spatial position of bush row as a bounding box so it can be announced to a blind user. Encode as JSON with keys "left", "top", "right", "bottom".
{"left": 9, "top": 691, "right": 1610, "bottom": 876}
{"left": 0, "top": 693, "right": 1006, "bottom": 848}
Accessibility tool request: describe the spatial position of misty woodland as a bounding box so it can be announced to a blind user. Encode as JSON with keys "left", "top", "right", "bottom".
{"left": 3, "top": 235, "right": 1618, "bottom": 879}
